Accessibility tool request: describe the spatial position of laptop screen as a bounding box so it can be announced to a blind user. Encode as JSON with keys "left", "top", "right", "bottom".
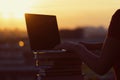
{"left": 25, "top": 13, "right": 60, "bottom": 51}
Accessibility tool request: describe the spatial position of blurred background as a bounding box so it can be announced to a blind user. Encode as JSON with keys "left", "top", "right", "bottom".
{"left": 0, "top": 0, "right": 119, "bottom": 80}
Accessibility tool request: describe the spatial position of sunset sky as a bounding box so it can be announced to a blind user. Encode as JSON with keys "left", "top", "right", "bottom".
{"left": 0, "top": 0, "right": 120, "bottom": 30}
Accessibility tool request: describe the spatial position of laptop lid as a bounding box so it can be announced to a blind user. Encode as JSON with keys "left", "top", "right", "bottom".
{"left": 25, "top": 13, "right": 61, "bottom": 52}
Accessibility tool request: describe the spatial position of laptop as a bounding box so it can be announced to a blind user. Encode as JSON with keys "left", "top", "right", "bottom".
{"left": 25, "top": 13, "right": 66, "bottom": 53}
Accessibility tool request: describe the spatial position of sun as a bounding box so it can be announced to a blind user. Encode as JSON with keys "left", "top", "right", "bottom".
{"left": 0, "top": 0, "right": 33, "bottom": 19}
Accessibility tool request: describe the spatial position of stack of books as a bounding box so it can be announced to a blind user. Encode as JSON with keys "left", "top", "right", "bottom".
{"left": 35, "top": 52, "right": 83, "bottom": 77}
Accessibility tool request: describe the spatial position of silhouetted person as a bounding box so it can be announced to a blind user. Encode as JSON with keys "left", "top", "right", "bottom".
{"left": 55, "top": 9, "right": 120, "bottom": 80}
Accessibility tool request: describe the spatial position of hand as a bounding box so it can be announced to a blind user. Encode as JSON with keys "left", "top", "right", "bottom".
{"left": 55, "top": 41, "right": 88, "bottom": 53}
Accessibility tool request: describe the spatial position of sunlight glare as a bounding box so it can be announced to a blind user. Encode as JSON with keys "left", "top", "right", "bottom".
{"left": 0, "top": 0, "right": 33, "bottom": 19}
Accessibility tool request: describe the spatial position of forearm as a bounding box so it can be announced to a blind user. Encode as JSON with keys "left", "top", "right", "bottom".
{"left": 77, "top": 47, "right": 110, "bottom": 75}
{"left": 55, "top": 41, "right": 111, "bottom": 75}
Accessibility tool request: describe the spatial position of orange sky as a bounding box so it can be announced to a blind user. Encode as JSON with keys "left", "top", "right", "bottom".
{"left": 0, "top": 0, "right": 120, "bottom": 30}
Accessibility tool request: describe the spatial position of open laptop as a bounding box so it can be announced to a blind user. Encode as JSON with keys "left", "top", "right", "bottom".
{"left": 25, "top": 13, "right": 66, "bottom": 53}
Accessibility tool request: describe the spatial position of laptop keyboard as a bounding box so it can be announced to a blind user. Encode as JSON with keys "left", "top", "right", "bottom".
{"left": 33, "top": 49, "right": 66, "bottom": 54}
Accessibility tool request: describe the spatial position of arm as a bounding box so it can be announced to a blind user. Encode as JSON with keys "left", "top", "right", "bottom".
{"left": 55, "top": 37, "right": 118, "bottom": 75}
{"left": 77, "top": 38, "right": 118, "bottom": 75}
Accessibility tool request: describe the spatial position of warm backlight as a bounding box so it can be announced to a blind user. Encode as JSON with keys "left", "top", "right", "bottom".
{"left": 0, "top": 0, "right": 32, "bottom": 19}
